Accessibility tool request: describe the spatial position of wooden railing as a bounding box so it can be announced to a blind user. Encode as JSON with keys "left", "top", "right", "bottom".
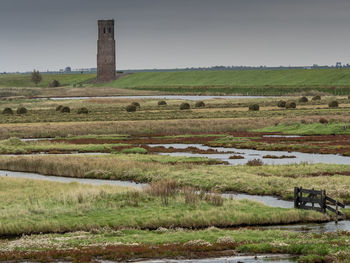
{"left": 294, "top": 187, "right": 345, "bottom": 218}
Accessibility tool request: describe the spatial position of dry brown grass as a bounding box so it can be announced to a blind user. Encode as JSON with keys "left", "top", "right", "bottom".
{"left": 1, "top": 114, "right": 350, "bottom": 139}
{"left": 145, "top": 179, "right": 178, "bottom": 205}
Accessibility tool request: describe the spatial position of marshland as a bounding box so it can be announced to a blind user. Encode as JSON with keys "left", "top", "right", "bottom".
{"left": 1, "top": 72, "right": 350, "bottom": 262}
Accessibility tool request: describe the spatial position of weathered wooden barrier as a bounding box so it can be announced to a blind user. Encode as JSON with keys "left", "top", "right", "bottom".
{"left": 294, "top": 187, "right": 345, "bottom": 218}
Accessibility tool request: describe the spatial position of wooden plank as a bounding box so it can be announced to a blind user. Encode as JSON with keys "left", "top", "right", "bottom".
{"left": 299, "top": 189, "right": 323, "bottom": 195}
{"left": 299, "top": 197, "right": 322, "bottom": 204}
{"left": 326, "top": 205, "right": 345, "bottom": 216}
{"left": 325, "top": 196, "right": 345, "bottom": 208}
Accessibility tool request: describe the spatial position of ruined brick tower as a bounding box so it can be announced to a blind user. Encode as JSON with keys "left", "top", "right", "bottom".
{"left": 97, "top": 20, "right": 116, "bottom": 82}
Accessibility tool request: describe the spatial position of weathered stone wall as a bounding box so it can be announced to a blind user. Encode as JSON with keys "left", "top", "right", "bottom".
{"left": 97, "top": 20, "right": 116, "bottom": 82}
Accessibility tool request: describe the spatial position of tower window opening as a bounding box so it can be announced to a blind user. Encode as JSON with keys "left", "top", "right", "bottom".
{"left": 103, "top": 27, "right": 106, "bottom": 34}
{"left": 109, "top": 27, "right": 112, "bottom": 33}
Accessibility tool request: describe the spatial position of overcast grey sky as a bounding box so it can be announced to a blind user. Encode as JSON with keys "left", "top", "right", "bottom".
{"left": 1, "top": 0, "right": 350, "bottom": 72}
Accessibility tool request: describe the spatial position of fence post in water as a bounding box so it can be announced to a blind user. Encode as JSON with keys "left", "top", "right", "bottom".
{"left": 336, "top": 203, "right": 339, "bottom": 224}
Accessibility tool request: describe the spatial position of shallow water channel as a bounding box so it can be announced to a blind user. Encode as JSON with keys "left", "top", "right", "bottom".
{"left": 48, "top": 95, "right": 271, "bottom": 101}
{"left": 147, "top": 143, "right": 350, "bottom": 165}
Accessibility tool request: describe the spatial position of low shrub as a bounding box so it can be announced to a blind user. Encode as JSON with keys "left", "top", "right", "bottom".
{"left": 312, "top": 95, "right": 321, "bottom": 101}
{"left": 299, "top": 96, "right": 308, "bottom": 103}
{"left": 285, "top": 102, "right": 296, "bottom": 109}
{"left": 60, "top": 106, "right": 70, "bottom": 113}
{"left": 195, "top": 101, "right": 205, "bottom": 108}
{"left": 277, "top": 100, "right": 286, "bottom": 108}
{"left": 77, "top": 107, "right": 88, "bottom": 114}
{"left": 158, "top": 100, "right": 167, "bottom": 106}
{"left": 248, "top": 104, "right": 259, "bottom": 111}
{"left": 216, "top": 236, "right": 235, "bottom": 246}
{"left": 56, "top": 105, "right": 63, "bottom": 111}
{"left": 2, "top": 108, "right": 13, "bottom": 115}
{"left": 180, "top": 102, "right": 190, "bottom": 110}
{"left": 146, "top": 179, "right": 178, "bottom": 206}
{"left": 126, "top": 104, "right": 137, "bottom": 112}
{"left": 246, "top": 158, "right": 263, "bottom": 166}
{"left": 16, "top": 107, "right": 27, "bottom": 114}
{"left": 328, "top": 100, "right": 339, "bottom": 108}
{"left": 319, "top": 118, "right": 328, "bottom": 124}
{"left": 131, "top": 102, "right": 140, "bottom": 108}
{"left": 50, "top": 80, "right": 60, "bottom": 87}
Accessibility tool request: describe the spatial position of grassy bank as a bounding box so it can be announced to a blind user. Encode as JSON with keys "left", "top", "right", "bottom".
{"left": 0, "top": 177, "right": 326, "bottom": 236}
{"left": 1, "top": 228, "right": 349, "bottom": 262}
{"left": 1, "top": 155, "right": 350, "bottom": 203}
{"left": 256, "top": 122, "right": 350, "bottom": 135}
{"left": 3, "top": 68, "right": 350, "bottom": 95}
{"left": 0, "top": 74, "right": 96, "bottom": 88}
{"left": 99, "top": 68, "right": 350, "bottom": 95}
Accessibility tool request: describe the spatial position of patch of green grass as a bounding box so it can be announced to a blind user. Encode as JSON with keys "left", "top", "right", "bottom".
{"left": 120, "top": 147, "right": 147, "bottom": 154}
{"left": 0, "top": 137, "right": 128, "bottom": 154}
{"left": 255, "top": 122, "right": 350, "bottom": 135}
{"left": 100, "top": 68, "right": 350, "bottom": 95}
{"left": 0, "top": 74, "right": 96, "bottom": 88}
{"left": 0, "top": 177, "right": 327, "bottom": 236}
{"left": 60, "top": 134, "right": 130, "bottom": 140}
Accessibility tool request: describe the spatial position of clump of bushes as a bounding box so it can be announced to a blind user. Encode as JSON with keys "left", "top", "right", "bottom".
{"left": 180, "top": 102, "right": 190, "bottom": 110}
{"left": 50, "top": 80, "right": 60, "bottom": 87}
{"left": 126, "top": 104, "right": 137, "bottom": 112}
{"left": 60, "top": 106, "right": 70, "bottom": 113}
{"left": 328, "top": 100, "right": 339, "bottom": 108}
{"left": 77, "top": 107, "right": 88, "bottom": 114}
{"left": 319, "top": 118, "right": 328, "bottom": 124}
{"left": 285, "top": 102, "right": 296, "bottom": 109}
{"left": 195, "top": 101, "right": 205, "bottom": 108}
{"left": 312, "top": 95, "right": 321, "bottom": 101}
{"left": 131, "top": 102, "right": 140, "bottom": 108}
{"left": 277, "top": 100, "right": 286, "bottom": 108}
{"left": 158, "top": 100, "right": 167, "bottom": 106}
{"left": 246, "top": 158, "right": 263, "bottom": 166}
{"left": 16, "top": 107, "right": 27, "bottom": 114}
{"left": 2, "top": 108, "right": 13, "bottom": 115}
{"left": 299, "top": 96, "right": 308, "bottom": 103}
{"left": 56, "top": 105, "right": 63, "bottom": 111}
{"left": 248, "top": 104, "right": 259, "bottom": 111}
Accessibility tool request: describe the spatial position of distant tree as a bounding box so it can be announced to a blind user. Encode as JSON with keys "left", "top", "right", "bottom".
{"left": 31, "top": 70, "right": 42, "bottom": 86}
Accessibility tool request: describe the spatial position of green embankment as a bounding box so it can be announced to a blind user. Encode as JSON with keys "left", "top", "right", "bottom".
{"left": 2, "top": 68, "right": 350, "bottom": 95}
{"left": 103, "top": 68, "right": 350, "bottom": 95}
{"left": 0, "top": 74, "right": 95, "bottom": 88}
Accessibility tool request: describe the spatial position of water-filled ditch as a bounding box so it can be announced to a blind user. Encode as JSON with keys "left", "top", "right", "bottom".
{"left": 147, "top": 143, "right": 350, "bottom": 165}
